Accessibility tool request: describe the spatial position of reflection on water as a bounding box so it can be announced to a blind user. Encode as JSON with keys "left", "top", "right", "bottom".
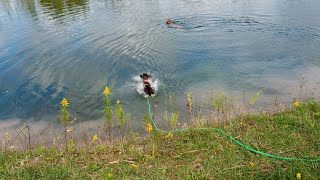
{"left": 39, "top": 0, "right": 89, "bottom": 20}
{"left": 1, "top": 0, "right": 320, "bottom": 129}
{"left": 19, "top": 0, "right": 37, "bottom": 17}
{"left": 40, "top": 0, "right": 87, "bottom": 11}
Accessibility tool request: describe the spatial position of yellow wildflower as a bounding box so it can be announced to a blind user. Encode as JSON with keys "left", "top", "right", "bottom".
{"left": 61, "top": 98, "right": 69, "bottom": 107}
{"left": 103, "top": 86, "right": 111, "bottom": 95}
{"left": 106, "top": 173, "right": 113, "bottom": 179}
{"left": 249, "top": 161, "right": 255, "bottom": 167}
{"left": 92, "top": 135, "right": 98, "bottom": 142}
{"left": 165, "top": 132, "right": 172, "bottom": 139}
{"left": 130, "top": 164, "right": 138, "bottom": 168}
{"left": 146, "top": 123, "right": 153, "bottom": 132}
{"left": 116, "top": 100, "right": 120, "bottom": 104}
{"left": 293, "top": 101, "right": 300, "bottom": 107}
{"left": 296, "top": 173, "right": 301, "bottom": 179}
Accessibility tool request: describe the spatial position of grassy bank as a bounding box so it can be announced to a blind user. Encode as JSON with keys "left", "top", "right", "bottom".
{"left": 1, "top": 99, "right": 320, "bottom": 179}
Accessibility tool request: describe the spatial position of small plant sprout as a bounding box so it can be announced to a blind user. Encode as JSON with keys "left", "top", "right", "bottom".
{"left": 106, "top": 173, "right": 113, "bottom": 180}
{"left": 162, "top": 84, "right": 169, "bottom": 129}
{"left": 68, "top": 139, "right": 75, "bottom": 153}
{"left": 60, "top": 97, "right": 69, "bottom": 151}
{"left": 5, "top": 129, "right": 10, "bottom": 144}
{"left": 116, "top": 100, "right": 123, "bottom": 122}
{"left": 103, "top": 85, "right": 113, "bottom": 143}
{"left": 249, "top": 89, "right": 263, "bottom": 106}
{"left": 214, "top": 94, "right": 225, "bottom": 122}
{"left": 315, "top": 112, "right": 320, "bottom": 119}
{"left": 170, "top": 111, "right": 180, "bottom": 129}
{"left": 4, "top": 129, "right": 10, "bottom": 150}
{"left": 187, "top": 92, "right": 193, "bottom": 115}
{"left": 116, "top": 100, "right": 128, "bottom": 142}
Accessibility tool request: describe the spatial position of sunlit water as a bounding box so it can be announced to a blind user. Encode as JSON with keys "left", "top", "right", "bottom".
{"left": 1, "top": 0, "right": 320, "bottom": 137}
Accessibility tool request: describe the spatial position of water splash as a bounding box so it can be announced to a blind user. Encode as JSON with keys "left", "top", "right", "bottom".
{"left": 132, "top": 75, "right": 160, "bottom": 98}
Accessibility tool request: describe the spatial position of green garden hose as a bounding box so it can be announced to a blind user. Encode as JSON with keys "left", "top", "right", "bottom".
{"left": 146, "top": 97, "right": 320, "bottom": 162}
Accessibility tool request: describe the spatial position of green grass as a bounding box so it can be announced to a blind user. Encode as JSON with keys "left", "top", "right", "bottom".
{"left": 1, "top": 100, "right": 320, "bottom": 179}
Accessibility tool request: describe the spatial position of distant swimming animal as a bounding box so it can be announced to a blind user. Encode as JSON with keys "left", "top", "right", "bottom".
{"left": 166, "top": 19, "right": 183, "bottom": 28}
{"left": 140, "top": 73, "right": 155, "bottom": 96}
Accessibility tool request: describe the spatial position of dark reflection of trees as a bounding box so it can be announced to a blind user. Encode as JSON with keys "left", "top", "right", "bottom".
{"left": 40, "top": 0, "right": 88, "bottom": 17}
{"left": 19, "top": 0, "right": 37, "bottom": 17}
{"left": 1, "top": 0, "right": 36, "bottom": 18}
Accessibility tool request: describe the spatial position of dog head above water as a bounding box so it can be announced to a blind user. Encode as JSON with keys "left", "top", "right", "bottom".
{"left": 140, "top": 73, "right": 154, "bottom": 96}
{"left": 166, "top": 19, "right": 173, "bottom": 25}
{"left": 140, "top": 73, "right": 152, "bottom": 84}
{"left": 140, "top": 73, "right": 151, "bottom": 80}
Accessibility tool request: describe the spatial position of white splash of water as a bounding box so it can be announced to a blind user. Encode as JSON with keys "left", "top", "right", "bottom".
{"left": 132, "top": 75, "right": 160, "bottom": 98}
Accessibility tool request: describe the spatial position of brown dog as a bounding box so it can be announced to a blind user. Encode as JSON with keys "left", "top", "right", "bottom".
{"left": 166, "top": 19, "right": 182, "bottom": 28}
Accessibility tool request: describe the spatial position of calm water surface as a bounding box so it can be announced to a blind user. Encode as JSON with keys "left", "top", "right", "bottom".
{"left": 1, "top": 0, "right": 320, "bottom": 127}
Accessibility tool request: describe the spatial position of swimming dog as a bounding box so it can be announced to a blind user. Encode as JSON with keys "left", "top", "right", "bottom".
{"left": 166, "top": 19, "right": 182, "bottom": 28}
{"left": 140, "top": 73, "right": 154, "bottom": 96}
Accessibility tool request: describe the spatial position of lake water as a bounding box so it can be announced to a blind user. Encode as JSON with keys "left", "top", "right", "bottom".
{"left": 1, "top": 0, "right": 320, "bottom": 133}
